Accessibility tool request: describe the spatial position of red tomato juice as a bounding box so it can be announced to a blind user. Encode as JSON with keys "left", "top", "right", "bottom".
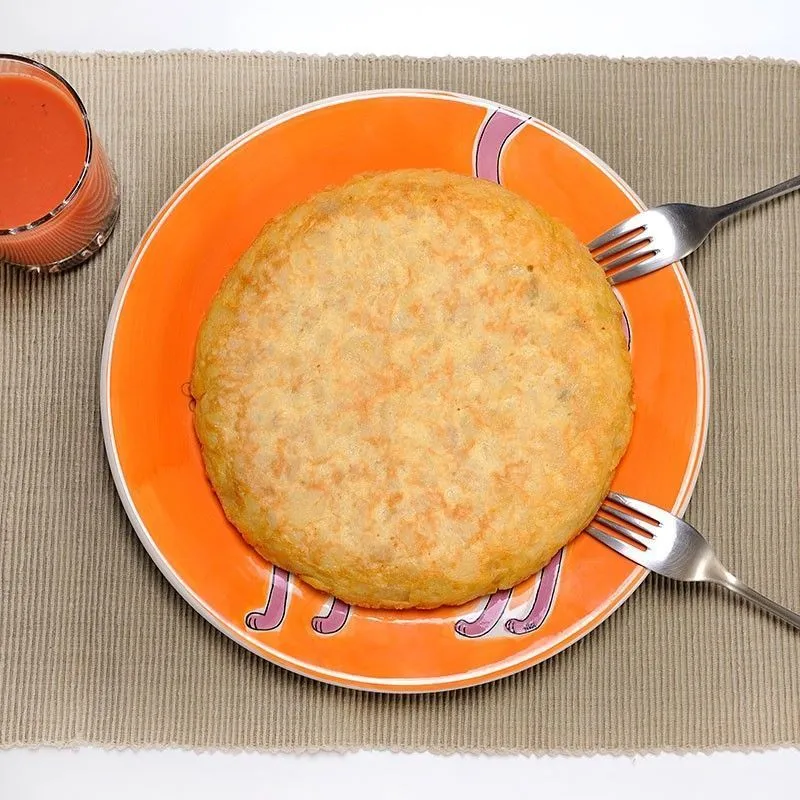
{"left": 0, "top": 72, "right": 88, "bottom": 229}
{"left": 0, "top": 62, "right": 118, "bottom": 270}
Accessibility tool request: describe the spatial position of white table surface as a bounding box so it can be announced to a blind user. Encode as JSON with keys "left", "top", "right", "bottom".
{"left": 3, "top": 1, "right": 799, "bottom": 796}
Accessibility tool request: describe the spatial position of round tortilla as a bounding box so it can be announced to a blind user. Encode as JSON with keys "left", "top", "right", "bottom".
{"left": 191, "top": 169, "right": 633, "bottom": 609}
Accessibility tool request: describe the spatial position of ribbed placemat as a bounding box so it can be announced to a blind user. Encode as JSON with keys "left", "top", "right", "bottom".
{"left": 2, "top": 52, "right": 799, "bottom": 753}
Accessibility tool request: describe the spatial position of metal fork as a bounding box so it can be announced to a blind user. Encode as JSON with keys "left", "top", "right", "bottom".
{"left": 588, "top": 492, "right": 800, "bottom": 629}
{"left": 588, "top": 174, "right": 800, "bottom": 285}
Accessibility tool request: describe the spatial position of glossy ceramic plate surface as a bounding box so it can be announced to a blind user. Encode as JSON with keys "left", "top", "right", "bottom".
{"left": 101, "top": 90, "right": 708, "bottom": 692}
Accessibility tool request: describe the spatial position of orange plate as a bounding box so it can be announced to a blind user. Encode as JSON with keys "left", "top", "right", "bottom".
{"left": 101, "top": 90, "right": 708, "bottom": 693}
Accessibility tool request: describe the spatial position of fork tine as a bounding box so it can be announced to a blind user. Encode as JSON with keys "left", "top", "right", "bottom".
{"left": 586, "top": 213, "right": 648, "bottom": 252}
{"left": 607, "top": 492, "right": 666, "bottom": 523}
{"left": 599, "top": 242, "right": 657, "bottom": 273}
{"left": 587, "top": 525, "right": 650, "bottom": 564}
{"left": 593, "top": 513, "right": 652, "bottom": 547}
{"left": 608, "top": 254, "right": 669, "bottom": 286}
{"left": 600, "top": 501, "right": 660, "bottom": 537}
{"left": 592, "top": 233, "right": 651, "bottom": 264}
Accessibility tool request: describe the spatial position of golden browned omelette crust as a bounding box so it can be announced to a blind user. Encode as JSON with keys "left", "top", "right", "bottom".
{"left": 191, "top": 169, "right": 633, "bottom": 609}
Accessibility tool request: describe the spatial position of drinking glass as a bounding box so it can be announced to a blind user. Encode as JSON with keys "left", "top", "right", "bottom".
{"left": 0, "top": 54, "right": 120, "bottom": 273}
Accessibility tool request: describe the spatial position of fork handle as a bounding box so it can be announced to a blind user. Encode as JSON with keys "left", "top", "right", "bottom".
{"left": 713, "top": 174, "right": 800, "bottom": 221}
{"left": 713, "top": 572, "right": 800, "bottom": 630}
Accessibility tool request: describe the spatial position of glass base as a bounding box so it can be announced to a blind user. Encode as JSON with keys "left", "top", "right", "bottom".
{"left": 3, "top": 202, "right": 120, "bottom": 275}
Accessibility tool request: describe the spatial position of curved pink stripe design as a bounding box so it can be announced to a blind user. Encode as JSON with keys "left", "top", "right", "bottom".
{"left": 245, "top": 566, "right": 290, "bottom": 632}
{"left": 454, "top": 588, "right": 512, "bottom": 638}
{"left": 475, "top": 110, "right": 527, "bottom": 184}
{"left": 505, "top": 550, "right": 563, "bottom": 635}
{"left": 311, "top": 598, "right": 351, "bottom": 635}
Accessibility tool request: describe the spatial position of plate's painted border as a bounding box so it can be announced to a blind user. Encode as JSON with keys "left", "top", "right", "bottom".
{"left": 100, "top": 89, "right": 709, "bottom": 693}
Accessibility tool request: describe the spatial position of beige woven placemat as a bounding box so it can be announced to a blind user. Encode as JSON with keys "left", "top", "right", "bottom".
{"left": 1, "top": 52, "right": 799, "bottom": 753}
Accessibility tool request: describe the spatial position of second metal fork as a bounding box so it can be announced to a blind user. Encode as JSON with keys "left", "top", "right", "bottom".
{"left": 589, "top": 492, "right": 800, "bottom": 630}
{"left": 589, "top": 173, "right": 800, "bottom": 285}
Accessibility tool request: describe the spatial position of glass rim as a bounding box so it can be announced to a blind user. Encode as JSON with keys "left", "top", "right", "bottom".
{"left": 0, "top": 53, "right": 94, "bottom": 236}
